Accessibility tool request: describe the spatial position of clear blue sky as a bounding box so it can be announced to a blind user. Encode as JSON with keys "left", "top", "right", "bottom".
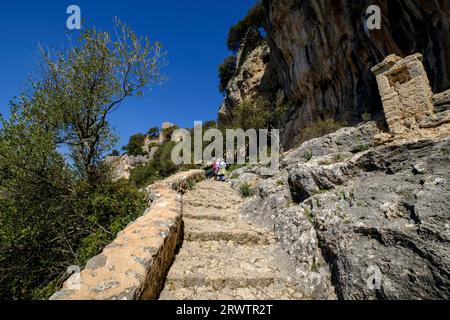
{"left": 0, "top": 0, "right": 257, "bottom": 149}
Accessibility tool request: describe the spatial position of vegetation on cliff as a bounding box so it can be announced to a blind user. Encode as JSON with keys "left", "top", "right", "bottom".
{"left": 226, "top": 1, "right": 265, "bottom": 52}
{"left": 218, "top": 1, "right": 266, "bottom": 96}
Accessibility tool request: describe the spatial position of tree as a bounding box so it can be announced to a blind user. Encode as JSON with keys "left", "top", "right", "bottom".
{"left": 147, "top": 127, "right": 160, "bottom": 139}
{"left": 129, "top": 141, "right": 178, "bottom": 188}
{"left": 109, "top": 149, "right": 120, "bottom": 157}
{"left": 122, "top": 133, "right": 146, "bottom": 156}
{"left": 26, "top": 18, "right": 166, "bottom": 183}
{"left": 227, "top": 2, "right": 265, "bottom": 52}
{"left": 218, "top": 56, "right": 237, "bottom": 94}
{"left": 231, "top": 97, "right": 272, "bottom": 130}
{"left": 0, "top": 19, "right": 163, "bottom": 299}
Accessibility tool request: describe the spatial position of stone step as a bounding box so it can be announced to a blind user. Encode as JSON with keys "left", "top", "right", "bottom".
{"left": 183, "top": 219, "right": 275, "bottom": 245}
{"left": 183, "top": 206, "right": 235, "bottom": 222}
{"left": 159, "top": 283, "right": 304, "bottom": 300}
{"left": 163, "top": 241, "right": 294, "bottom": 291}
{"left": 183, "top": 199, "right": 237, "bottom": 210}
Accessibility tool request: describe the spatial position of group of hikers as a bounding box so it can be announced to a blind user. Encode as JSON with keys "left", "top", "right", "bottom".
{"left": 205, "top": 158, "right": 228, "bottom": 182}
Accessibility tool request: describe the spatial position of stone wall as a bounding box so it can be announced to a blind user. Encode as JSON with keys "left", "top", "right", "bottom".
{"left": 50, "top": 170, "right": 205, "bottom": 300}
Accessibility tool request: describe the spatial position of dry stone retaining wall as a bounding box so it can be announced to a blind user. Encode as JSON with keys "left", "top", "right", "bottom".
{"left": 50, "top": 170, "right": 205, "bottom": 300}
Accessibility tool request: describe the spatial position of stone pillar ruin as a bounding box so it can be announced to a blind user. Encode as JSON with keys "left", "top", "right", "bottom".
{"left": 371, "top": 53, "right": 450, "bottom": 144}
{"left": 371, "top": 53, "right": 435, "bottom": 137}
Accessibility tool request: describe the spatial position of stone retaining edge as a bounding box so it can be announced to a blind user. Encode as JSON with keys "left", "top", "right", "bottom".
{"left": 50, "top": 170, "right": 205, "bottom": 300}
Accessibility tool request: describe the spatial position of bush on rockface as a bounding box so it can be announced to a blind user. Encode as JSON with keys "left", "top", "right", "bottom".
{"left": 218, "top": 55, "right": 237, "bottom": 94}
{"left": 296, "top": 119, "right": 345, "bottom": 147}
{"left": 227, "top": 1, "right": 266, "bottom": 52}
{"left": 239, "top": 182, "right": 254, "bottom": 198}
{"left": 122, "top": 133, "right": 147, "bottom": 156}
{"left": 231, "top": 97, "right": 272, "bottom": 130}
{"left": 130, "top": 141, "right": 179, "bottom": 188}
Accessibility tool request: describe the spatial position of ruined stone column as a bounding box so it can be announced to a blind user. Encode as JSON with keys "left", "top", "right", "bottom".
{"left": 372, "top": 54, "right": 435, "bottom": 137}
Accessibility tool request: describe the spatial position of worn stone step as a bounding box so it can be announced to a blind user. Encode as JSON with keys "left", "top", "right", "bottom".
{"left": 163, "top": 241, "right": 295, "bottom": 291}
{"left": 159, "top": 283, "right": 304, "bottom": 300}
{"left": 183, "top": 206, "right": 235, "bottom": 222}
{"left": 183, "top": 219, "right": 275, "bottom": 245}
{"left": 183, "top": 199, "right": 237, "bottom": 210}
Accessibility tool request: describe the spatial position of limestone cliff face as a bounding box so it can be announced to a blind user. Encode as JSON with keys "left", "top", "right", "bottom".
{"left": 219, "top": 39, "right": 280, "bottom": 125}
{"left": 263, "top": 0, "right": 450, "bottom": 147}
{"left": 230, "top": 54, "right": 450, "bottom": 300}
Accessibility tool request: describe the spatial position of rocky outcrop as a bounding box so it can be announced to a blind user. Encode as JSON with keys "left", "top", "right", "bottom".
{"left": 219, "top": 37, "right": 281, "bottom": 125}
{"left": 50, "top": 170, "right": 205, "bottom": 300}
{"left": 105, "top": 155, "right": 150, "bottom": 181}
{"left": 261, "top": 0, "right": 450, "bottom": 147}
{"left": 234, "top": 54, "right": 450, "bottom": 299}
{"left": 434, "top": 89, "right": 450, "bottom": 113}
{"left": 238, "top": 123, "right": 449, "bottom": 299}
{"left": 107, "top": 122, "right": 179, "bottom": 181}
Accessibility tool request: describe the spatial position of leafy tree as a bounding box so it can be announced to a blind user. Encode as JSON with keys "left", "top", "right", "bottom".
{"left": 227, "top": 2, "right": 265, "bottom": 52}
{"left": 130, "top": 141, "right": 178, "bottom": 188}
{"left": 231, "top": 97, "right": 272, "bottom": 130}
{"left": 122, "top": 133, "right": 146, "bottom": 156}
{"left": 147, "top": 127, "right": 160, "bottom": 139}
{"left": 218, "top": 56, "right": 237, "bottom": 94}
{"left": 109, "top": 149, "right": 120, "bottom": 157}
{"left": 27, "top": 18, "right": 165, "bottom": 183}
{"left": 0, "top": 19, "right": 164, "bottom": 299}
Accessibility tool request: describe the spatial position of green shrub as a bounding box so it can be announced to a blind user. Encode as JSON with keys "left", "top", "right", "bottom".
{"left": 227, "top": 2, "right": 266, "bottom": 52}
{"left": 0, "top": 178, "right": 146, "bottom": 300}
{"left": 232, "top": 97, "right": 272, "bottom": 130}
{"left": 218, "top": 56, "right": 237, "bottom": 94}
{"left": 297, "top": 119, "right": 344, "bottom": 146}
{"left": 130, "top": 164, "right": 161, "bottom": 188}
{"left": 303, "top": 149, "right": 313, "bottom": 162}
{"left": 147, "top": 127, "right": 160, "bottom": 139}
{"left": 333, "top": 153, "right": 345, "bottom": 162}
{"left": 361, "top": 113, "right": 372, "bottom": 121}
{"left": 239, "top": 182, "right": 254, "bottom": 198}
{"left": 122, "top": 133, "right": 146, "bottom": 156}
{"left": 130, "top": 142, "right": 178, "bottom": 188}
{"left": 351, "top": 144, "right": 372, "bottom": 154}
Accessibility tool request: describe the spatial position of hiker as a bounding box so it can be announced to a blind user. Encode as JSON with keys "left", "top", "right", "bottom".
{"left": 212, "top": 159, "right": 220, "bottom": 180}
{"left": 204, "top": 159, "right": 215, "bottom": 179}
{"left": 217, "top": 159, "right": 227, "bottom": 182}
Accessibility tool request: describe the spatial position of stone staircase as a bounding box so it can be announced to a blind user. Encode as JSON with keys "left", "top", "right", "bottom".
{"left": 159, "top": 180, "right": 303, "bottom": 300}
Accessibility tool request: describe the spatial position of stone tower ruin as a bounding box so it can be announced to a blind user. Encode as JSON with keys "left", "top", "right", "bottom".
{"left": 372, "top": 53, "right": 450, "bottom": 143}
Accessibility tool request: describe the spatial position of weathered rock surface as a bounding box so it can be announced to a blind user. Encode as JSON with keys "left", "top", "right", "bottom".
{"left": 105, "top": 154, "right": 150, "bottom": 181}
{"left": 219, "top": 40, "right": 279, "bottom": 125}
{"left": 434, "top": 89, "right": 450, "bottom": 113}
{"left": 238, "top": 119, "right": 450, "bottom": 299}
{"left": 260, "top": 0, "right": 450, "bottom": 147}
{"left": 233, "top": 51, "right": 450, "bottom": 300}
